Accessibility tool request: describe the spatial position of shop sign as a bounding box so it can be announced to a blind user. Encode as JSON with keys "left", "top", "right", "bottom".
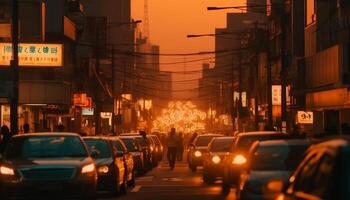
{"left": 0, "top": 43, "right": 63, "bottom": 67}
{"left": 73, "top": 93, "right": 92, "bottom": 107}
{"left": 82, "top": 108, "right": 94, "bottom": 116}
{"left": 100, "top": 112, "right": 112, "bottom": 118}
{"left": 297, "top": 111, "right": 313, "bottom": 124}
{"left": 272, "top": 85, "right": 291, "bottom": 106}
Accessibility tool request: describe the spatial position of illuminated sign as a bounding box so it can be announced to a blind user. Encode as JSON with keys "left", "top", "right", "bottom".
{"left": 0, "top": 43, "right": 63, "bottom": 67}
{"left": 297, "top": 111, "right": 313, "bottom": 124}
{"left": 272, "top": 85, "right": 291, "bottom": 106}
{"left": 101, "top": 112, "right": 112, "bottom": 118}
{"left": 82, "top": 108, "right": 94, "bottom": 116}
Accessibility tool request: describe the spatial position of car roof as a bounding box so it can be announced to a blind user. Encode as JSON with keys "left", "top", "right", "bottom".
{"left": 237, "top": 131, "right": 284, "bottom": 137}
{"left": 309, "top": 136, "right": 350, "bottom": 150}
{"left": 212, "top": 136, "right": 235, "bottom": 140}
{"left": 198, "top": 134, "right": 223, "bottom": 137}
{"left": 12, "top": 132, "right": 80, "bottom": 138}
{"left": 258, "top": 139, "right": 310, "bottom": 147}
{"left": 83, "top": 136, "right": 112, "bottom": 141}
{"left": 119, "top": 136, "right": 137, "bottom": 139}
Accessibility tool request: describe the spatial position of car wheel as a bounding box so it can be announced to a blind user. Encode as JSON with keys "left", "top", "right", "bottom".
{"left": 191, "top": 164, "right": 197, "bottom": 172}
{"left": 129, "top": 170, "right": 136, "bottom": 187}
{"left": 110, "top": 173, "right": 121, "bottom": 196}
{"left": 120, "top": 173, "right": 128, "bottom": 195}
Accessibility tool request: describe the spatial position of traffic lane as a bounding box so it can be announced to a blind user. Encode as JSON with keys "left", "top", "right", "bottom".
{"left": 101, "top": 162, "right": 236, "bottom": 200}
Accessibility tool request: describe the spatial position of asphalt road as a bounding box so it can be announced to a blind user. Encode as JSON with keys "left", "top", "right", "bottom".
{"left": 101, "top": 161, "right": 236, "bottom": 200}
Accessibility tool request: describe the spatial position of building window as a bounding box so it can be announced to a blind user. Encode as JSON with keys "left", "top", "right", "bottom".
{"left": 306, "top": 0, "right": 316, "bottom": 26}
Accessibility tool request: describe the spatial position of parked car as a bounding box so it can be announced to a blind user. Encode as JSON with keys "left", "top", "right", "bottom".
{"left": 149, "top": 134, "right": 163, "bottom": 161}
{"left": 0, "top": 133, "right": 97, "bottom": 200}
{"left": 222, "top": 131, "right": 288, "bottom": 191}
{"left": 110, "top": 137, "right": 135, "bottom": 187}
{"left": 146, "top": 135, "right": 159, "bottom": 167}
{"left": 83, "top": 137, "right": 128, "bottom": 195}
{"left": 266, "top": 136, "right": 350, "bottom": 200}
{"left": 202, "top": 136, "right": 235, "bottom": 184}
{"left": 120, "top": 136, "right": 145, "bottom": 176}
{"left": 188, "top": 134, "right": 223, "bottom": 172}
{"left": 120, "top": 133, "right": 153, "bottom": 171}
{"left": 237, "top": 139, "right": 310, "bottom": 200}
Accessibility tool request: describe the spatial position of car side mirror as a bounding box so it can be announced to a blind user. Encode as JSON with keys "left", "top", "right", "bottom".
{"left": 265, "top": 179, "right": 285, "bottom": 194}
{"left": 116, "top": 151, "right": 124, "bottom": 158}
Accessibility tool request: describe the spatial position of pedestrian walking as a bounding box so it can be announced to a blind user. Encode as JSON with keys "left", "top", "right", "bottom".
{"left": 167, "top": 128, "right": 179, "bottom": 170}
{"left": 188, "top": 132, "right": 198, "bottom": 147}
{"left": 0, "top": 125, "right": 11, "bottom": 154}
{"left": 177, "top": 132, "right": 184, "bottom": 161}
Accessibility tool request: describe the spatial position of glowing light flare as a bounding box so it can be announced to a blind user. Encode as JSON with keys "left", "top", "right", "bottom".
{"left": 152, "top": 101, "right": 207, "bottom": 133}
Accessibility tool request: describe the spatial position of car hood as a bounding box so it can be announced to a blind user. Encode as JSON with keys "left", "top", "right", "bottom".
{"left": 247, "top": 170, "right": 291, "bottom": 184}
{"left": 6, "top": 157, "right": 92, "bottom": 168}
{"left": 93, "top": 158, "right": 114, "bottom": 167}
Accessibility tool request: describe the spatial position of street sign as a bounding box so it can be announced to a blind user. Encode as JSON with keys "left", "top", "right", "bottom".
{"left": 297, "top": 111, "right": 313, "bottom": 124}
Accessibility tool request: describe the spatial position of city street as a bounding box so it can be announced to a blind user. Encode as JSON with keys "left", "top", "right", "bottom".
{"left": 102, "top": 162, "right": 236, "bottom": 200}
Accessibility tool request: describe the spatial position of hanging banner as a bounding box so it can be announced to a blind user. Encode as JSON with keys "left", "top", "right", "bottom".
{"left": 0, "top": 43, "right": 63, "bottom": 67}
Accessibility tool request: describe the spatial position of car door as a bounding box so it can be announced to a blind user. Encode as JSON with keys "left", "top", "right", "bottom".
{"left": 110, "top": 140, "right": 126, "bottom": 185}
{"left": 119, "top": 139, "right": 134, "bottom": 181}
{"left": 112, "top": 140, "right": 132, "bottom": 181}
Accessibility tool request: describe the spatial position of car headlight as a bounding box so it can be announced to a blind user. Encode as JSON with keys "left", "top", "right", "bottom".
{"left": 211, "top": 155, "right": 221, "bottom": 164}
{"left": 194, "top": 151, "right": 202, "bottom": 157}
{"left": 98, "top": 165, "right": 109, "bottom": 174}
{"left": 155, "top": 147, "right": 158, "bottom": 152}
{"left": 150, "top": 146, "right": 154, "bottom": 151}
{"left": 232, "top": 154, "right": 247, "bottom": 165}
{"left": 81, "top": 163, "right": 95, "bottom": 174}
{"left": 0, "top": 166, "right": 15, "bottom": 176}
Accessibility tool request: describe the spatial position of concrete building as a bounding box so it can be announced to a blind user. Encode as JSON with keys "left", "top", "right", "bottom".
{"left": 0, "top": 0, "right": 83, "bottom": 133}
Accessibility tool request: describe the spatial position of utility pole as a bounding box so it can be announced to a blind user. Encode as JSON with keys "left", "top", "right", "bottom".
{"left": 254, "top": 23, "right": 259, "bottom": 131}
{"left": 237, "top": 51, "right": 242, "bottom": 132}
{"left": 111, "top": 45, "right": 115, "bottom": 135}
{"left": 266, "top": 29, "right": 273, "bottom": 130}
{"left": 280, "top": 12, "right": 288, "bottom": 133}
{"left": 94, "top": 27, "right": 101, "bottom": 135}
{"left": 10, "top": 0, "right": 19, "bottom": 134}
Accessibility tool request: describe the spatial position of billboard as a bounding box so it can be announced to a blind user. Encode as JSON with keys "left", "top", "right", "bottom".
{"left": 0, "top": 43, "right": 63, "bottom": 67}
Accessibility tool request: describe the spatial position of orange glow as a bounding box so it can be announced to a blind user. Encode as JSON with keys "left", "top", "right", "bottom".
{"left": 152, "top": 101, "right": 206, "bottom": 133}
{"left": 132, "top": 0, "right": 247, "bottom": 99}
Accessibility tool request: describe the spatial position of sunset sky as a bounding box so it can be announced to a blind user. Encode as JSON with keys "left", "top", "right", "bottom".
{"left": 131, "top": 0, "right": 246, "bottom": 97}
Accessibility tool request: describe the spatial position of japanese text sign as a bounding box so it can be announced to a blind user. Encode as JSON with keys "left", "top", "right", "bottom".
{"left": 0, "top": 43, "right": 63, "bottom": 67}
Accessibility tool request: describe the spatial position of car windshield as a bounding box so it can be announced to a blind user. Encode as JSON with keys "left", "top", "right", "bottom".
{"left": 210, "top": 138, "right": 234, "bottom": 152}
{"left": 251, "top": 144, "right": 309, "bottom": 171}
{"left": 84, "top": 139, "right": 111, "bottom": 159}
{"left": 135, "top": 137, "right": 148, "bottom": 147}
{"left": 235, "top": 134, "right": 286, "bottom": 152}
{"left": 195, "top": 136, "right": 216, "bottom": 147}
{"left": 151, "top": 136, "right": 161, "bottom": 145}
{"left": 5, "top": 136, "right": 87, "bottom": 159}
{"left": 112, "top": 140, "right": 126, "bottom": 152}
{"left": 121, "top": 138, "right": 138, "bottom": 151}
